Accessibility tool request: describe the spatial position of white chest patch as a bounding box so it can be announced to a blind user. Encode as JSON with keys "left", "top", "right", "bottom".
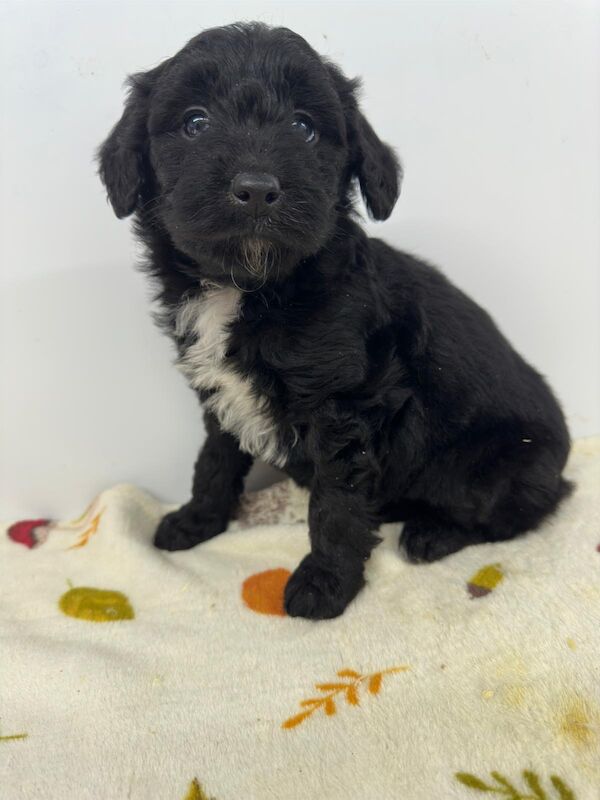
{"left": 174, "top": 286, "right": 286, "bottom": 467}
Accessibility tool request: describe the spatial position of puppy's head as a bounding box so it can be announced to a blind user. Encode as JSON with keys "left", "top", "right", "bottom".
{"left": 98, "top": 22, "right": 401, "bottom": 286}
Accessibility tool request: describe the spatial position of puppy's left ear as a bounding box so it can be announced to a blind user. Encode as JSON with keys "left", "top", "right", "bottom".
{"left": 350, "top": 108, "right": 402, "bottom": 221}
{"left": 96, "top": 70, "right": 157, "bottom": 219}
{"left": 327, "top": 63, "right": 402, "bottom": 221}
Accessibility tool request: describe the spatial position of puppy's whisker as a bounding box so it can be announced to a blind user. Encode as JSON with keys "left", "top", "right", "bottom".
{"left": 185, "top": 204, "right": 217, "bottom": 226}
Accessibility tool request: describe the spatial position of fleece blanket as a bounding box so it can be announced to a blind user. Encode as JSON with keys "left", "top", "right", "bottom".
{"left": 1, "top": 438, "right": 599, "bottom": 800}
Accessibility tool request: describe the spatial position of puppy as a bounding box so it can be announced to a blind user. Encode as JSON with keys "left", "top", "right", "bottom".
{"left": 98, "top": 22, "right": 572, "bottom": 619}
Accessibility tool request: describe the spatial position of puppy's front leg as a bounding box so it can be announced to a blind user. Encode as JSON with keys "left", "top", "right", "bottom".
{"left": 154, "top": 412, "right": 252, "bottom": 551}
{"left": 284, "top": 477, "right": 380, "bottom": 620}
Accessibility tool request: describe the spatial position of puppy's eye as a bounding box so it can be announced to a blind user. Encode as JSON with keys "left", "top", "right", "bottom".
{"left": 291, "top": 112, "right": 317, "bottom": 143}
{"left": 183, "top": 109, "right": 210, "bottom": 138}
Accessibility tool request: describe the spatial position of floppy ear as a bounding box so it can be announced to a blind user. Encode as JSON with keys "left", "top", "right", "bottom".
{"left": 327, "top": 63, "right": 402, "bottom": 221}
{"left": 97, "top": 72, "right": 155, "bottom": 219}
{"left": 350, "top": 107, "right": 402, "bottom": 221}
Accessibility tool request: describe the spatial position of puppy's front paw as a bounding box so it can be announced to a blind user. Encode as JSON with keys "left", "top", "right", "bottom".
{"left": 284, "top": 554, "right": 364, "bottom": 620}
{"left": 153, "top": 506, "right": 226, "bottom": 551}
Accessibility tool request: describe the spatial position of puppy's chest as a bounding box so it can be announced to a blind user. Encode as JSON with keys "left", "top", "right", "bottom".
{"left": 173, "top": 286, "right": 292, "bottom": 466}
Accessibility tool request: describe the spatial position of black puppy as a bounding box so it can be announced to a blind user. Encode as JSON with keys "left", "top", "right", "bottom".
{"left": 98, "top": 22, "right": 571, "bottom": 619}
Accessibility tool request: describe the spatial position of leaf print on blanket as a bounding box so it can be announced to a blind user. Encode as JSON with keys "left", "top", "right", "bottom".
{"left": 59, "top": 586, "right": 134, "bottom": 622}
{"left": 0, "top": 732, "right": 28, "bottom": 743}
{"left": 183, "top": 778, "right": 215, "bottom": 800}
{"left": 467, "top": 563, "right": 504, "bottom": 598}
{"left": 282, "top": 666, "right": 410, "bottom": 729}
{"left": 455, "top": 770, "right": 576, "bottom": 799}
{"left": 66, "top": 510, "right": 103, "bottom": 549}
{"left": 61, "top": 494, "right": 105, "bottom": 549}
{"left": 6, "top": 494, "right": 104, "bottom": 550}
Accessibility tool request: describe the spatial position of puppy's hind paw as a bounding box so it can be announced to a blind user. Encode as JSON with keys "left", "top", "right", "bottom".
{"left": 153, "top": 505, "right": 226, "bottom": 551}
{"left": 400, "top": 517, "right": 478, "bottom": 563}
{"left": 284, "top": 554, "right": 364, "bottom": 620}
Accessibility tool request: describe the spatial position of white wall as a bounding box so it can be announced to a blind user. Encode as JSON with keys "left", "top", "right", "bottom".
{"left": 1, "top": 0, "right": 599, "bottom": 520}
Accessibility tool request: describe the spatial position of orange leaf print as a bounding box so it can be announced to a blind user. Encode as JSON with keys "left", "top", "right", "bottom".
{"left": 282, "top": 665, "right": 410, "bottom": 730}
{"left": 345, "top": 684, "right": 359, "bottom": 706}
{"left": 68, "top": 511, "right": 103, "bottom": 550}
{"left": 282, "top": 710, "right": 313, "bottom": 730}
{"left": 64, "top": 495, "right": 101, "bottom": 528}
{"left": 337, "top": 669, "right": 360, "bottom": 679}
{"left": 316, "top": 683, "right": 348, "bottom": 692}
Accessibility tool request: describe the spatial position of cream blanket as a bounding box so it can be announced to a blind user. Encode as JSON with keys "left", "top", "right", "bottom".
{"left": 1, "top": 438, "right": 599, "bottom": 800}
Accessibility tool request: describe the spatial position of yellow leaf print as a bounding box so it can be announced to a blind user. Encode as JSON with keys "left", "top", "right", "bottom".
{"left": 59, "top": 586, "right": 134, "bottom": 622}
{"left": 183, "top": 778, "right": 215, "bottom": 800}
{"left": 467, "top": 563, "right": 504, "bottom": 598}
{"left": 282, "top": 665, "right": 409, "bottom": 730}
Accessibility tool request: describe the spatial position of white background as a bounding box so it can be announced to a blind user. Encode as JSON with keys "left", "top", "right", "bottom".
{"left": 1, "top": 0, "right": 599, "bottom": 519}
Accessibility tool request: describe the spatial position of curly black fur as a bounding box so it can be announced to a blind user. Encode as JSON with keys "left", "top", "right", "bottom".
{"left": 98, "top": 22, "right": 572, "bottom": 620}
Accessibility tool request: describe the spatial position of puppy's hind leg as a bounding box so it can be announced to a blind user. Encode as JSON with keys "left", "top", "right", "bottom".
{"left": 399, "top": 441, "right": 573, "bottom": 564}
{"left": 400, "top": 511, "right": 487, "bottom": 563}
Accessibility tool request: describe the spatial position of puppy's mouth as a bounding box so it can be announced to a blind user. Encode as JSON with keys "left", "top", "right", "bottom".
{"left": 168, "top": 205, "right": 315, "bottom": 287}
{"left": 244, "top": 215, "right": 282, "bottom": 241}
{"left": 210, "top": 214, "right": 285, "bottom": 246}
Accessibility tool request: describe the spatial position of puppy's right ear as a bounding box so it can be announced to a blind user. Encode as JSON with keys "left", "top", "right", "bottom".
{"left": 97, "top": 72, "right": 155, "bottom": 219}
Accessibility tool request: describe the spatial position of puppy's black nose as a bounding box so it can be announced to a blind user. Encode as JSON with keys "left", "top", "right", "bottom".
{"left": 231, "top": 172, "right": 281, "bottom": 215}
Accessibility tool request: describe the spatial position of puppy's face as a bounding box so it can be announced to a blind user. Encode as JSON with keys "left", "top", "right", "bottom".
{"left": 99, "top": 23, "right": 401, "bottom": 286}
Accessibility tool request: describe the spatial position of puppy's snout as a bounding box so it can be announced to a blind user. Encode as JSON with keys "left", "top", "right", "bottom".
{"left": 231, "top": 172, "right": 281, "bottom": 215}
